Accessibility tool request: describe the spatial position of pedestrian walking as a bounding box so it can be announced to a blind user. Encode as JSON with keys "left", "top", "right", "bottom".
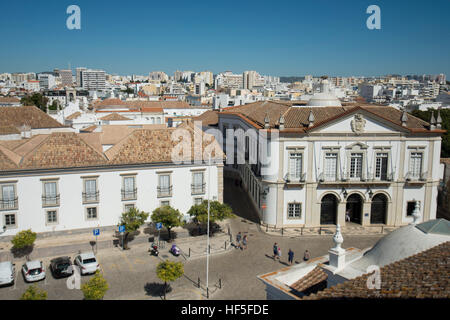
{"left": 236, "top": 232, "right": 242, "bottom": 249}
{"left": 288, "top": 249, "right": 294, "bottom": 265}
{"left": 346, "top": 209, "right": 351, "bottom": 222}
{"left": 242, "top": 235, "right": 248, "bottom": 250}
{"left": 273, "top": 243, "right": 278, "bottom": 259}
{"left": 277, "top": 246, "right": 282, "bottom": 261}
{"left": 303, "top": 249, "right": 310, "bottom": 261}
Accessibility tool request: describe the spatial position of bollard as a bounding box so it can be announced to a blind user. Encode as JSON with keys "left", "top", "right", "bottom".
{"left": 219, "top": 278, "right": 222, "bottom": 289}
{"left": 207, "top": 287, "right": 209, "bottom": 299}
{"left": 224, "top": 241, "right": 227, "bottom": 250}
{"left": 281, "top": 228, "right": 284, "bottom": 236}
{"left": 319, "top": 227, "right": 322, "bottom": 235}
{"left": 189, "top": 247, "right": 191, "bottom": 257}
{"left": 266, "top": 225, "right": 268, "bottom": 232}
{"left": 381, "top": 226, "right": 384, "bottom": 234}
{"left": 301, "top": 227, "right": 304, "bottom": 236}
{"left": 208, "top": 245, "right": 211, "bottom": 254}
{"left": 198, "top": 277, "right": 200, "bottom": 288}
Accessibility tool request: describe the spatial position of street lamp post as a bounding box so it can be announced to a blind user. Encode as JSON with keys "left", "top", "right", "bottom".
{"left": 206, "top": 155, "right": 211, "bottom": 295}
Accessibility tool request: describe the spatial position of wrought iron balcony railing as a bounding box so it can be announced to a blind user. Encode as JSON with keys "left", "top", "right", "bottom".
{"left": 284, "top": 172, "right": 306, "bottom": 183}
{"left": 191, "top": 183, "right": 206, "bottom": 195}
{"left": 42, "top": 194, "right": 60, "bottom": 206}
{"left": 82, "top": 191, "right": 99, "bottom": 203}
{"left": 121, "top": 188, "right": 137, "bottom": 200}
{"left": 0, "top": 197, "right": 18, "bottom": 210}
{"left": 157, "top": 186, "right": 172, "bottom": 198}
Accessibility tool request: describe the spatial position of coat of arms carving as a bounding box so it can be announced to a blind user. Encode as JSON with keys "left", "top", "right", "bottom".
{"left": 351, "top": 114, "right": 366, "bottom": 134}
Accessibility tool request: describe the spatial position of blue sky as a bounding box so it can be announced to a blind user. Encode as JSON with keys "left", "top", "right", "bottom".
{"left": 0, "top": 0, "right": 448, "bottom": 77}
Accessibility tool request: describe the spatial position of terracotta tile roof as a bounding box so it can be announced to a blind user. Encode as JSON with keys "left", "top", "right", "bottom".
{"left": 124, "top": 100, "right": 188, "bottom": 110}
{"left": 19, "top": 132, "right": 107, "bottom": 170}
{"left": 66, "top": 111, "right": 81, "bottom": 120}
{"left": 106, "top": 123, "right": 224, "bottom": 164}
{"left": 94, "top": 98, "right": 127, "bottom": 107}
{"left": 303, "top": 241, "right": 450, "bottom": 299}
{"left": 193, "top": 110, "right": 219, "bottom": 126}
{"left": 0, "top": 106, "right": 64, "bottom": 129}
{"left": 80, "top": 125, "right": 98, "bottom": 133}
{"left": 0, "top": 145, "right": 20, "bottom": 169}
{"left": 290, "top": 267, "right": 328, "bottom": 293}
{"left": 0, "top": 125, "right": 21, "bottom": 135}
{"left": 221, "top": 101, "right": 435, "bottom": 133}
{"left": 0, "top": 97, "right": 21, "bottom": 103}
{"left": 99, "top": 113, "right": 131, "bottom": 121}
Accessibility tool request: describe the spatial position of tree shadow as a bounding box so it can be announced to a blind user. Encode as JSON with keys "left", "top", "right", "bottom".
{"left": 11, "top": 245, "right": 34, "bottom": 259}
{"left": 144, "top": 282, "right": 172, "bottom": 297}
{"left": 183, "top": 222, "right": 221, "bottom": 237}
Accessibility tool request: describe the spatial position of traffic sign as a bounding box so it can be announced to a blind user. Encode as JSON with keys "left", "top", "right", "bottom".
{"left": 93, "top": 228, "right": 100, "bottom": 236}
{"left": 261, "top": 204, "right": 267, "bottom": 209}
{"left": 119, "top": 225, "right": 125, "bottom": 233}
{"left": 156, "top": 222, "right": 163, "bottom": 230}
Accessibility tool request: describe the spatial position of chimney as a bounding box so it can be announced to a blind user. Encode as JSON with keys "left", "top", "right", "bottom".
{"left": 436, "top": 108, "right": 442, "bottom": 129}
{"left": 279, "top": 114, "right": 285, "bottom": 130}
{"left": 401, "top": 110, "right": 408, "bottom": 127}
{"left": 430, "top": 110, "right": 436, "bottom": 130}
{"left": 308, "top": 109, "right": 315, "bottom": 127}
{"left": 328, "top": 224, "right": 346, "bottom": 270}
{"left": 264, "top": 113, "right": 270, "bottom": 129}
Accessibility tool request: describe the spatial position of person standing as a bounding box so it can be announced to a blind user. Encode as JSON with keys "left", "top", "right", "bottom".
{"left": 273, "top": 243, "right": 278, "bottom": 259}
{"left": 277, "top": 246, "right": 282, "bottom": 261}
{"left": 303, "top": 249, "right": 310, "bottom": 261}
{"left": 242, "top": 235, "right": 248, "bottom": 250}
{"left": 288, "top": 249, "right": 294, "bottom": 265}
{"left": 236, "top": 232, "right": 242, "bottom": 249}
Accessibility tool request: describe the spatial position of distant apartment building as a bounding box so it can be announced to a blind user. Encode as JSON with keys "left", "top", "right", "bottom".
{"left": 215, "top": 72, "right": 243, "bottom": 90}
{"left": 79, "top": 69, "right": 106, "bottom": 91}
{"left": 194, "top": 82, "right": 206, "bottom": 95}
{"left": 149, "top": 71, "right": 169, "bottom": 82}
{"left": 38, "top": 73, "right": 57, "bottom": 90}
{"left": 76, "top": 67, "right": 87, "bottom": 87}
{"left": 11, "top": 73, "right": 28, "bottom": 84}
{"left": 358, "top": 83, "right": 383, "bottom": 101}
{"left": 58, "top": 69, "right": 73, "bottom": 86}
{"left": 24, "top": 80, "right": 40, "bottom": 92}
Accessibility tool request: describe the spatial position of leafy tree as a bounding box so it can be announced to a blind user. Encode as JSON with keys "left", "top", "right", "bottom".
{"left": 48, "top": 100, "right": 59, "bottom": 111}
{"left": 81, "top": 271, "right": 109, "bottom": 300}
{"left": 119, "top": 207, "right": 149, "bottom": 249}
{"left": 156, "top": 260, "right": 184, "bottom": 300}
{"left": 151, "top": 206, "right": 183, "bottom": 240}
{"left": 20, "top": 284, "right": 47, "bottom": 300}
{"left": 11, "top": 229, "right": 36, "bottom": 250}
{"left": 411, "top": 108, "right": 450, "bottom": 157}
{"left": 188, "top": 200, "right": 234, "bottom": 227}
{"left": 20, "top": 93, "right": 48, "bottom": 112}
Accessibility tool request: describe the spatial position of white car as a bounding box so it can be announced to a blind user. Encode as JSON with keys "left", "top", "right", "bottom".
{"left": 0, "top": 261, "right": 15, "bottom": 286}
{"left": 22, "top": 260, "right": 46, "bottom": 283}
{"left": 74, "top": 252, "right": 99, "bottom": 275}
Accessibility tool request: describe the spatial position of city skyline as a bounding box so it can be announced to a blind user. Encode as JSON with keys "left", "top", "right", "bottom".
{"left": 0, "top": 0, "right": 449, "bottom": 77}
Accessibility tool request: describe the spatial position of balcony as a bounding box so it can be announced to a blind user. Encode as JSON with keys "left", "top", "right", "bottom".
{"left": 82, "top": 191, "right": 99, "bottom": 203}
{"left": 0, "top": 197, "right": 18, "bottom": 210}
{"left": 191, "top": 183, "right": 206, "bottom": 195}
{"left": 405, "top": 171, "right": 427, "bottom": 185}
{"left": 157, "top": 186, "right": 172, "bottom": 198}
{"left": 121, "top": 188, "right": 137, "bottom": 201}
{"left": 318, "top": 171, "right": 393, "bottom": 186}
{"left": 284, "top": 173, "right": 306, "bottom": 186}
{"left": 42, "top": 194, "right": 60, "bottom": 207}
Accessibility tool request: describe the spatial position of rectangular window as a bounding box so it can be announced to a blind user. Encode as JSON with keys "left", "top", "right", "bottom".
{"left": 192, "top": 172, "right": 205, "bottom": 195}
{"left": 124, "top": 203, "right": 135, "bottom": 212}
{"left": 409, "top": 152, "right": 423, "bottom": 179}
{"left": 43, "top": 181, "right": 59, "bottom": 206}
{"left": 160, "top": 200, "right": 170, "bottom": 207}
{"left": 1, "top": 184, "right": 17, "bottom": 210}
{"left": 83, "top": 179, "right": 98, "bottom": 203}
{"left": 86, "top": 207, "right": 98, "bottom": 220}
{"left": 350, "top": 153, "right": 363, "bottom": 179}
{"left": 406, "top": 201, "right": 417, "bottom": 216}
{"left": 324, "top": 153, "right": 338, "bottom": 181}
{"left": 158, "top": 174, "right": 172, "bottom": 197}
{"left": 375, "top": 153, "right": 389, "bottom": 180}
{"left": 289, "top": 153, "right": 302, "bottom": 180}
{"left": 194, "top": 197, "right": 203, "bottom": 205}
{"left": 287, "top": 203, "right": 301, "bottom": 219}
{"left": 122, "top": 176, "right": 136, "bottom": 200}
{"left": 46, "top": 210, "right": 58, "bottom": 224}
{"left": 4, "top": 213, "right": 16, "bottom": 228}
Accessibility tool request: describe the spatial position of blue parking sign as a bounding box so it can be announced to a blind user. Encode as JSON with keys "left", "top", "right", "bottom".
{"left": 156, "top": 222, "right": 163, "bottom": 230}
{"left": 119, "top": 225, "right": 125, "bottom": 233}
{"left": 93, "top": 228, "right": 100, "bottom": 236}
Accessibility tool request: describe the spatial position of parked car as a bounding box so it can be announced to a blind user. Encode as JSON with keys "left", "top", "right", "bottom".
{"left": 22, "top": 260, "right": 46, "bottom": 283}
{"left": 74, "top": 252, "right": 99, "bottom": 275}
{"left": 50, "top": 256, "right": 73, "bottom": 278}
{"left": 0, "top": 261, "right": 15, "bottom": 286}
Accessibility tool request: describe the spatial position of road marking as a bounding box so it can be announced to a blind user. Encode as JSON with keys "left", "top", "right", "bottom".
{"left": 133, "top": 258, "right": 145, "bottom": 265}
{"left": 119, "top": 251, "right": 135, "bottom": 272}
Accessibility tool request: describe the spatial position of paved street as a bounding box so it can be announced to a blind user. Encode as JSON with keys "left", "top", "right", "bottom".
{"left": 0, "top": 177, "right": 384, "bottom": 300}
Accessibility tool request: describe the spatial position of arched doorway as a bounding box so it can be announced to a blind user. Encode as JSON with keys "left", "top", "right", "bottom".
{"left": 346, "top": 194, "right": 363, "bottom": 224}
{"left": 320, "top": 194, "right": 338, "bottom": 225}
{"left": 371, "top": 194, "right": 387, "bottom": 224}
